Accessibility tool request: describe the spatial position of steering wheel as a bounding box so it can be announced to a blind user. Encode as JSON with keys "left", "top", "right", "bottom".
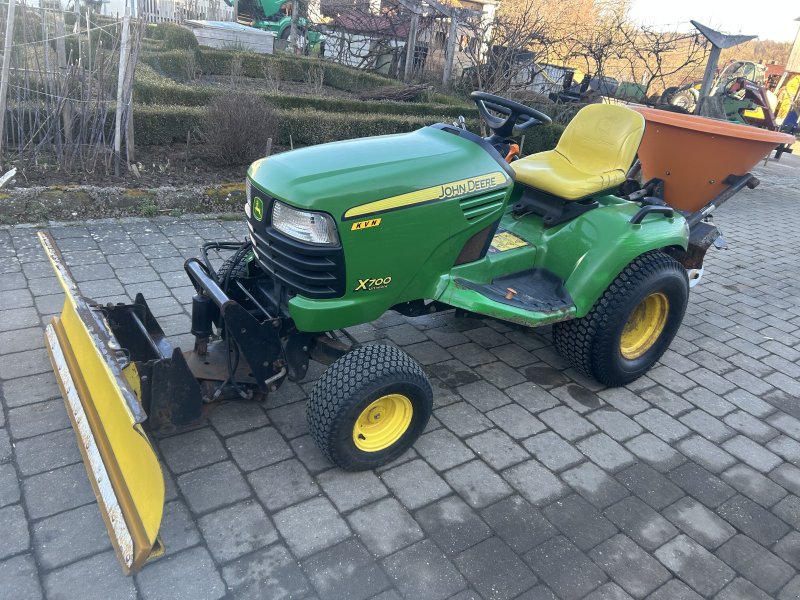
{"left": 470, "top": 91, "right": 552, "bottom": 139}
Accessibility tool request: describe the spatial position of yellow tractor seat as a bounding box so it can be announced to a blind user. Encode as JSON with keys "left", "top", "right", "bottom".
{"left": 511, "top": 104, "right": 645, "bottom": 201}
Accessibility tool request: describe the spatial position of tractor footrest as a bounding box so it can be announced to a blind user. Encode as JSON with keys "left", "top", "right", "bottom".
{"left": 455, "top": 268, "right": 573, "bottom": 313}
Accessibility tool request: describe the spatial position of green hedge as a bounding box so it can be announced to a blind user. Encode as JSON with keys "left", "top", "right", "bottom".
{"left": 132, "top": 103, "right": 565, "bottom": 153}
{"left": 139, "top": 48, "right": 394, "bottom": 92}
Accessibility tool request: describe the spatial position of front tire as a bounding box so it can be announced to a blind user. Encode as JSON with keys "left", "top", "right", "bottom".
{"left": 306, "top": 345, "right": 432, "bottom": 471}
{"left": 553, "top": 251, "right": 689, "bottom": 386}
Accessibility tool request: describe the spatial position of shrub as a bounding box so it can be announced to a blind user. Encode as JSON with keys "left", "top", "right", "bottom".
{"left": 201, "top": 93, "right": 279, "bottom": 166}
{"left": 160, "top": 24, "right": 199, "bottom": 51}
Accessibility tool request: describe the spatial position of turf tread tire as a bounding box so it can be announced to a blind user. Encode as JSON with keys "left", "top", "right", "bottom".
{"left": 306, "top": 344, "right": 432, "bottom": 471}
{"left": 553, "top": 250, "right": 688, "bottom": 386}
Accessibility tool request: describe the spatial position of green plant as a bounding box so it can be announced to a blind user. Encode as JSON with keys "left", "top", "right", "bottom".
{"left": 160, "top": 24, "right": 199, "bottom": 51}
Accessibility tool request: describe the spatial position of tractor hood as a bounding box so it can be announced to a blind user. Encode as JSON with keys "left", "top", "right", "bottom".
{"left": 247, "top": 125, "right": 512, "bottom": 221}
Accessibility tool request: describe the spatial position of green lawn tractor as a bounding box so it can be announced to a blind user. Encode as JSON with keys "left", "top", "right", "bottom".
{"left": 39, "top": 92, "right": 794, "bottom": 572}
{"left": 225, "top": 0, "right": 324, "bottom": 53}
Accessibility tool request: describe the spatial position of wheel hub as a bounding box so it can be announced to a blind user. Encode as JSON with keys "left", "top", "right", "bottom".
{"left": 353, "top": 394, "right": 413, "bottom": 452}
{"left": 620, "top": 292, "right": 669, "bottom": 359}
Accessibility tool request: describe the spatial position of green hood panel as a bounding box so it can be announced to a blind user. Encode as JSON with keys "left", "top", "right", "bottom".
{"left": 247, "top": 126, "right": 509, "bottom": 220}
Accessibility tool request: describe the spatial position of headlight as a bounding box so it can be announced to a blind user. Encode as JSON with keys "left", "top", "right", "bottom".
{"left": 272, "top": 201, "right": 339, "bottom": 246}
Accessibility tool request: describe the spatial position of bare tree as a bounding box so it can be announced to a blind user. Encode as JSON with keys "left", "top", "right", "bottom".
{"left": 621, "top": 25, "right": 708, "bottom": 96}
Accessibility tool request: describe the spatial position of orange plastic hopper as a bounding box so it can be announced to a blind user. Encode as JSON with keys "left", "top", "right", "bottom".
{"left": 630, "top": 106, "right": 795, "bottom": 212}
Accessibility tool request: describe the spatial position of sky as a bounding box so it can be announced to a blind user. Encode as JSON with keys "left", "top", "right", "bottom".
{"left": 629, "top": 0, "right": 800, "bottom": 43}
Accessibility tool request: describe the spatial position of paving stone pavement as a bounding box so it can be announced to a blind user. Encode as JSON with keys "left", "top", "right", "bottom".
{"left": 1, "top": 154, "right": 799, "bottom": 599}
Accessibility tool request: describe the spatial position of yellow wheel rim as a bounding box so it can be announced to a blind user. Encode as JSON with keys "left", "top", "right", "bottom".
{"left": 620, "top": 292, "right": 670, "bottom": 360}
{"left": 353, "top": 394, "right": 413, "bottom": 453}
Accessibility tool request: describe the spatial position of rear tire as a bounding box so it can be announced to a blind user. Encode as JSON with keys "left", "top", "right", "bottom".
{"left": 306, "top": 345, "right": 432, "bottom": 471}
{"left": 553, "top": 251, "right": 689, "bottom": 386}
{"left": 669, "top": 89, "right": 697, "bottom": 113}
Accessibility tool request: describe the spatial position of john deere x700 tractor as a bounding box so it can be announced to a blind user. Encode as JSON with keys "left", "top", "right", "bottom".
{"left": 39, "top": 92, "right": 794, "bottom": 572}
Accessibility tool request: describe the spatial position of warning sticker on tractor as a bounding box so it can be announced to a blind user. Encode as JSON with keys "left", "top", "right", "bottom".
{"left": 488, "top": 230, "right": 529, "bottom": 254}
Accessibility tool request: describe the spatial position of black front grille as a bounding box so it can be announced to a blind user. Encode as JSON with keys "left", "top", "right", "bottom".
{"left": 249, "top": 222, "right": 345, "bottom": 300}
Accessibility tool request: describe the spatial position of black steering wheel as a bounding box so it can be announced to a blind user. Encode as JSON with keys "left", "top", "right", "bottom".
{"left": 471, "top": 91, "right": 552, "bottom": 139}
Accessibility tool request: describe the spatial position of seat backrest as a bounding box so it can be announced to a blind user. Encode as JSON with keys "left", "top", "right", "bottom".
{"left": 555, "top": 104, "right": 645, "bottom": 176}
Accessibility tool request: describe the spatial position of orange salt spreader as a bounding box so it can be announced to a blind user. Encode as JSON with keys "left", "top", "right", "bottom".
{"left": 629, "top": 105, "right": 795, "bottom": 214}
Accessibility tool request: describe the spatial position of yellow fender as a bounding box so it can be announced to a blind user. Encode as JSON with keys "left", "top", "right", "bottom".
{"left": 39, "top": 231, "right": 164, "bottom": 574}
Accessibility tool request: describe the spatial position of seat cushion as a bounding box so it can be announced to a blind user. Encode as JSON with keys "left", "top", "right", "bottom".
{"left": 511, "top": 150, "right": 626, "bottom": 201}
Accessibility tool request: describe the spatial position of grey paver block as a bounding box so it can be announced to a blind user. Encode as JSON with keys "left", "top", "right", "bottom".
{"left": 0, "top": 463, "right": 20, "bottom": 508}
{"left": 414, "top": 428, "right": 475, "bottom": 471}
{"left": 454, "top": 537, "right": 538, "bottom": 600}
{"left": 716, "top": 534, "right": 794, "bottom": 595}
{"left": 635, "top": 409, "right": 691, "bottom": 443}
{"left": 577, "top": 433, "right": 636, "bottom": 472}
{"left": 598, "top": 387, "right": 649, "bottom": 415}
{"left": 505, "top": 382, "right": 560, "bottom": 414}
{"left": 416, "top": 495, "right": 492, "bottom": 555}
{"left": 273, "top": 496, "right": 351, "bottom": 558}
{"left": 723, "top": 410, "right": 778, "bottom": 443}
{"left": 586, "top": 410, "right": 643, "bottom": 442}
{"left": 248, "top": 458, "right": 318, "bottom": 511}
{"left": 225, "top": 427, "right": 293, "bottom": 472}
{"left": 480, "top": 494, "right": 555, "bottom": 554}
{"left": 643, "top": 579, "right": 702, "bottom": 600}
{"left": 525, "top": 536, "right": 607, "bottom": 600}
{"left": 290, "top": 434, "right": 332, "bottom": 474}
{"left": 221, "top": 544, "right": 312, "bottom": 600}
{"left": 159, "top": 501, "right": 201, "bottom": 554}
{"left": 444, "top": 459, "right": 513, "bottom": 509}
{"left": 198, "top": 500, "right": 277, "bottom": 563}
{"left": 722, "top": 435, "right": 782, "bottom": 472}
{"left": 679, "top": 410, "right": 735, "bottom": 443}
{"left": 45, "top": 551, "right": 135, "bottom": 600}
{"left": 0, "top": 505, "right": 29, "bottom": 560}
{"left": 0, "top": 327, "right": 43, "bottom": 356}
{"left": 15, "top": 428, "right": 82, "bottom": 476}
{"left": 523, "top": 431, "right": 584, "bottom": 472}
{"left": 381, "top": 459, "right": 451, "bottom": 510}
{"left": 782, "top": 576, "right": 800, "bottom": 600}
{"left": 581, "top": 582, "right": 634, "bottom": 600}
{"left": 382, "top": 539, "right": 466, "bottom": 600}
{"left": 684, "top": 386, "right": 736, "bottom": 417}
{"left": 624, "top": 433, "right": 685, "bottom": 472}
{"left": 589, "top": 534, "right": 670, "bottom": 598}
{"left": 774, "top": 495, "right": 800, "bottom": 529}
{"left": 137, "top": 547, "right": 225, "bottom": 600}
{"left": 769, "top": 412, "right": 800, "bottom": 441}
{"left": 716, "top": 578, "right": 773, "bottom": 600}
{"left": 668, "top": 462, "right": 736, "bottom": 508}
{"left": 662, "top": 496, "right": 735, "bottom": 549}
{"left": 771, "top": 463, "right": 800, "bottom": 496}
{"left": 604, "top": 496, "right": 677, "bottom": 551}
{"left": 266, "top": 401, "right": 309, "bottom": 439}
{"left": 654, "top": 534, "right": 734, "bottom": 597}
{"left": 769, "top": 435, "right": 800, "bottom": 465}
{"left": 615, "top": 462, "right": 682, "bottom": 510}
{"left": 177, "top": 461, "right": 251, "bottom": 515}
{"left": 717, "top": 494, "right": 790, "bottom": 545}
{"left": 404, "top": 340, "right": 453, "bottom": 365}
{"left": 503, "top": 459, "right": 566, "bottom": 506}
{"left": 722, "top": 463, "right": 787, "bottom": 507}
{"left": 677, "top": 435, "right": 737, "bottom": 473}
{"left": 0, "top": 555, "right": 43, "bottom": 600}
{"left": 486, "top": 403, "right": 546, "bottom": 440}
{"left": 562, "top": 462, "right": 628, "bottom": 508}
{"left": 208, "top": 401, "right": 268, "bottom": 436}
{"left": 473, "top": 363, "right": 527, "bottom": 391}
{"left": 457, "top": 380, "right": 511, "bottom": 412}
{"left": 159, "top": 428, "right": 227, "bottom": 474}
{"left": 32, "top": 503, "right": 112, "bottom": 569}
{"left": 435, "top": 402, "right": 493, "bottom": 437}
{"left": 0, "top": 428, "right": 11, "bottom": 463}
{"left": 347, "top": 497, "right": 423, "bottom": 556}
{"left": 23, "top": 463, "right": 96, "bottom": 519}
{"left": 539, "top": 406, "right": 597, "bottom": 441}
{"left": 0, "top": 348, "right": 51, "bottom": 380}
{"left": 543, "top": 494, "right": 616, "bottom": 551}
{"left": 775, "top": 531, "right": 800, "bottom": 570}
{"left": 317, "top": 468, "right": 387, "bottom": 513}
{"left": 466, "top": 428, "right": 529, "bottom": 470}
{"left": 7, "top": 399, "right": 70, "bottom": 440}
{"left": 303, "top": 539, "right": 391, "bottom": 600}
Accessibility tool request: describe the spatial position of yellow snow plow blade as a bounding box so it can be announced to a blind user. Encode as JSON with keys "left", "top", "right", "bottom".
{"left": 38, "top": 231, "right": 164, "bottom": 574}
